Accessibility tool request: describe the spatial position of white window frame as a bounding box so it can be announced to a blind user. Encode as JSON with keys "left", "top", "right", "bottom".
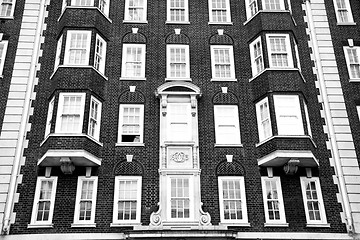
{"left": 99, "top": 0, "right": 110, "bottom": 16}
{"left": 261, "top": 177, "right": 287, "bottom": 225}
{"left": 71, "top": 0, "right": 94, "bottom": 6}
{"left": 88, "top": 96, "right": 102, "bottom": 141}
{"left": 245, "top": 0, "right": 258, "bottom": 19}
{"left": 121, "top": 44, "right": 146, "bottom": 80}
{"left": 55, "top": 92, "right": 86, "bottom": 134}
{"left": 273, "top": 95, "right": 304, "bottom": 136}
{"left": 167, "top": 103, "right": 192, "bottom": 141}
{"left": 210, "top": 45, "right": 236, "bottom": 81}
{"left": 44, "top": 97, "right": 55, "bottom": 137}
{"left": 262, "top": 0, "right": 285, "bottom": 11}
{"left": 62, "top": 0, "right": 67, "bottom": 12}
{"left": 29, "top": 177, "right": 58, "bottom": 226}
{"left": 266, "top": 34, "right": 293, "bottom": 69}
{"left": 166, "top": 44, "right": 190, "bottom": 80}
{"left": 249, "top": 36, "right": 264, "bottom": 77}
{"left": 118, "top": 104, "right": 144, "bottom": 144}
{"left": 0, "top": 40, "right": 8, "bottom": 76}
{"left": 0, "top": 0, "right": 15, "bottom": 18}
{"left": 344, "top": 46, "right": 360, "bottom": 80}
{"left": 208, "top": 0, "right": 232, "bottom": 24}
{"left": 54, "top": 35, "right": 63, "bottom": 70}
{"left": 124, "top": 0, "right": 147, "bottom": 23}
{"left": 64, "top": 30, "right": 92, "bottom": 66}
{"left": 304, "top": 101, "right": 312, "bottom": 137}
{"left": 112, "top": 176, "right": 142, "bottom": 224}
{"left": 300, "top": 177, "right": 328, "bottom": 225}
{"left": 218, "top": 176, "right": 248, "bottom": 224}
{"left": 256, "top": 97, "right": 272, "bottom": 142}
{"left": 333, "top": 0, "right": 354, "bottom": 23}
{"left": 73, "top": 176, "right": 98, "bottom": 226}
{"left": 357, "top": 106, "right": 360, "bottom": 121}
{"left": 167, "top": 175, "right": 194, "bottom": 221}
{"left": 214, "top": 105, "right": 241, "bottom": 145}
{"left": 167, "top": 0, "right": 189, "bottom": 23}
{"left": 94, "top": 34, "right": 107, "bottom": 74}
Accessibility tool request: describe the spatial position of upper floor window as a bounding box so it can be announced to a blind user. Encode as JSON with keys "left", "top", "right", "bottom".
{"left": 88, "top": 96, "right": 102, "bottom": 140}
{"left": 29, "top": 177, "right": 58, "bottom": 227}
{"left": 333, "top": 0, "right": 354, "bottom": 23}
{"left": 72, "top": 0, "right": 93, "bottom": 6}
{"left": 262, "top": 0, "right": 284, "bottom": 10}
{"left": 166, "top": 44, "right": 190, "bottom": 80}
{"left": 208, "top": 0, "right": 231, "bottom": 24}
{"left": 344, "top": 46, "right": 360, "bottom": 80}
{"left": 121, "top": 44, "right": 146, "bottom": 80}
{"left": 168, "top": 176, "right": 194, "bottom": 220}
{"left": 112, "top": 176, "right": 142, "bottom": 224}
{"left": 0, "top": 0, "right": 15, "bottom": 17}
{"left": 118, "top": 104, "right": 144, "bottom": 144}
{"left": 167, "top": 0, "right": 189, "bottom": 23}
{"left": 44, "top": 97, "right": 55, "bottom": 137}
{"left": 64, "top": 0, "right": 110, "bottom": 16}
{"left": 167, "top": 103, "right": 192, "bottom": 141}
{"left": 94, "top": 35, "right": 107, "bottom": 74}
{"left": 73, "top": 176, "right": 98, "bottom": 226}
{"left": 255, "top": 97, "right": 272, "bottom": 142}
{"left": 54, "top": 36, "right": 63, "bottom": 70}
{"left": 124, "top": 0, "right": 147, "bottom": 22}
{"left": 245, "top": 0, "right": 258, "bottom": 19}
{"left": 300, "top": 177, "right": 328, "bottom": 225}
{"left": 210, "top": 45, "right": 236, "bottom": 81}
{"left": 0, "top": 40, "right": 8, "bottom": 76}
{"left": 249, "top": 36, "right": 264, "bottom": 77}
{"left": 266, "top": 34, "right": 293, "bottom": 69}
{"left": 218, "top": 176, "right": 248, "bottom": 224}
{"left": 214, "top": 105, "right": 241, "bottom": 145}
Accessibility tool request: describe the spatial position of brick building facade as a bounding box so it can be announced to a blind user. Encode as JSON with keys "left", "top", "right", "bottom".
{"left": 0, "top": 0, "right": 359, "bottom": 239}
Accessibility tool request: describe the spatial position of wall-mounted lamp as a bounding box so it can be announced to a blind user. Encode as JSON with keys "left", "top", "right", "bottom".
{"left": 60, "top": 157, "right": 75, "bottom": 175}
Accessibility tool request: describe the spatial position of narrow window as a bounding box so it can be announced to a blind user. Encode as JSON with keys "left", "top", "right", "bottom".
{"left": 121, "top": 44, "right": 146, "bottom": 79}
{"left": 333, "top": 0, "right": 354, "bottom": 23}
{"left": 261, "top": 177, "right": 287, "bottom": 224}
{"left": 0, "top": 41, "right": 8, "bottom": 76}
{"left": 44, "top": 97, "right": 55, "bottom": 137}
{"left": 256, "top": 97, "right": 272, "bottom": 142}
{"left": 357, "top": 106, "right": 360, "bottom": 121}
{"left": 245, "top": 0, "right": 258, "bottom": 19}
{"left": 266, "top": 34, "right": 293, "bottom": 68}
{"left": 344, "top": 47, "right": 360, "bottom": 80}
{"left": 209, "top": 0, "right": 231, "bottom": 23}
{"left": 167, "top": 0, "right": 188, "bottom": 22}
{"left": 73, "top": 177, "right": 98, "bottom": 225}
{"left": 210, "top": 45, "right": 236, "bottom": 81}
{"left": 88, "top": 96, "right": 102, "bottom": 140}
{"left": 214, "top": 105, "right": 241, "bottom": 145}
{"left": 124, "top": 0, "right": 147, "bottom": 22}
{"left": 113, "top": 176, "right": 142, "bottom": 224}
{"left": 30, "top": 177, "right": 58, "bottom": 226}
{"left": 94, "top": 34, "right": 107, "bottom": 74}
{"left": 167, "top": 103, "right": 191, "bottom": 141}
{"left": 118, "top": 104, "right": 144, "bottom": 143}
{"left": 99, "top": 0, "right": 109, "bottom": 15}
{"left": 249, "top": 36, "right": 264, "bottom": 77}
{"left": 304, "top": 101, "right": 312, "bottom": 137}
{"left": 218, "top": 177, "right": 248, "bottom": 223}
{"left": 54, "top": 35, "right": 63, "bottom": 70}
{"left": 64, "top": 31, "right": 92, "bottom": 65}
{"left": 0, "top": 0, "right": 14, "bottom": 17}
{"left": 167, "top": 45, "right": 190, "bottom": 79}
{"left": 262, "top": 0, "right": 284, "bottom": 10}
{"left": 170, "top": 178, "right": 190, "bottom": 219}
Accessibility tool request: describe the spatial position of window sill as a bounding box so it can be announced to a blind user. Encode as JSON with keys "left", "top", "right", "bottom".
{"left": 243, "top": 10, "right": 290, "bottom": 25}
{"left": 120, "top": 77, "right": 146, "bottom": 81}
{"left": 214, "top": 143, "right": 243, "bottom": 148}
{"left": 123, "top": 20, "right": 148, "bottom": 24}
{"left": 349, "top": 78, "right": 360, "bottom": 82}
{"left": 28, "top": 223, "right": 53, "bottom": 228}
{"left": 116, "top": 143, "right": 145, "bottom": 147}
{"left": 219, "top": 222, "right": 250, "bottom": 227}
{"left": 208, "top": 22, "right": 233, "bottom": 25}
{"left": 71, "top": 223, "right": 96, "bottom": 228}
{"left": 0, "top": 16, "right": 13, "bottom": 20}
{"left": 211, "top": 78, "right": 237, "bottom": 82}
{"left": 337, "top": 22, "right": 356, "bottom": 26}
{"left": 110, "top": 223, "right": 141, "bottom": 227}
{"left": 249, "top": 68, "right": 304, "bottom": 83}
{"left": 41, "top": 133, "right": 103, "bottom": 147}
{"left": 264, "top": 222, "right": 289, "bottom": 227}
{"left": 165, "top": 77, "right": 192, "bottom": 81}
{"left": 166, "top": 21, "right": 190, "bottom": 24}
{"left": 51, "top": 65, "right": 108, "bottom": 81}
{"left": 306, "top": 223, "right": 330, "bottom": 228}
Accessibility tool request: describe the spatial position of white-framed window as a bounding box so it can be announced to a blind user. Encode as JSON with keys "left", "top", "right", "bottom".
{"left": 118, "top": 104, "right": 144, "bottom": 143}
{"left": 344, "top": 47, "right": 360, "bottom": 80}
{"left": 113, "top": 176, "right": 142, "bottom": 224}
{"left": 88, "top": 96, "right": 102, "bottom": 140}
{"left": 208, "top": 0, "right": 231, "bottom": 23}
{"left": 218, "top": 176, "right": 248, "bottom": 223}
{"left": 210, "top": 45, "right": 236, "bottom": 81}
{"left": 30, "top": 177, "right": 58, "bottom": 226}
{"left": 167, "top": 44, "right": 190, "bottom": 80}
{"left": 0, "top": 0, "right": 15, "bottom": 17}
{"left": 73, "top": 176, "right": 98, "bottom": 225}
{"left": 167, "top": 0, "right": 189, "bottom": 23}
{"left": 273, "top": 95, "right": 304, "bottom": 135}
{"left": 262, "top": 0, "right": 285, "bottom": 10}
{"left": 94, "top": 34, "right": 106, "bottom": 74}
{"left": 99, "top": 0, "right": 110, "bottom": 16}
{"left": 62, "top": 0, "right": 67, "bottom": 11}
{"left": 357, "top": 106, "right": 360, "bottom": 121}
{"left": 55, "top": 93, "right": 86, "bottom": 134}
{"left": 121, "top": 44, "right": 146, "bottom": 79}
{"left": 245, "top": 0, "right": 258, "bottom": 19}
{"left": 44, "top": 97, "right": 55, "bottom": 137}
{"left": 71, "top": 0, "right": 94, "bottom": 6}
{"left": 249, "top": 36, "right": 264, "bottom": 77}
{"left": 168, "top": 176, "right": 194, "bottom": 220}
{"left": 333, "top": 0, "right": 354, "bottom": 23}
{"left": 304, "top": 101, "right": 312, "bottom": 137}
{"left": 54, "top": 35, "right": 63, "bottom": 70}
{"left": 64, "top": 30, "right": 92, "bottom": 66}
{"left": 300, "top": 177, "right": 328, "bottom": 225}
{"left": 266, "top": 34, "right": 293, "bottom": 68}
{"left": 261, "top": 177, "right": 287, "bottom": 224}
{"left": 0, "top": 41, "right": 8, "bottom": 76}
{"left": 124, "top": 0, "right": 147, "bottom": 22}
{"left": 214, "top": 105, "right": 241, "bottom": 145}
{"left": 167, "top": 103, "right": 192, "bottom": 141}
{"left": 256, "top": 97, "right": 272, "bottom": 142}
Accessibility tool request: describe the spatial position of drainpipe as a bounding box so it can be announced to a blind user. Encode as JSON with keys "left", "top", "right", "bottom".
{"left": 1, "top": 0, "right": 47, "bottom": 234}
{"left": 304, "top": 0, "right": 354, "bottom": 234}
